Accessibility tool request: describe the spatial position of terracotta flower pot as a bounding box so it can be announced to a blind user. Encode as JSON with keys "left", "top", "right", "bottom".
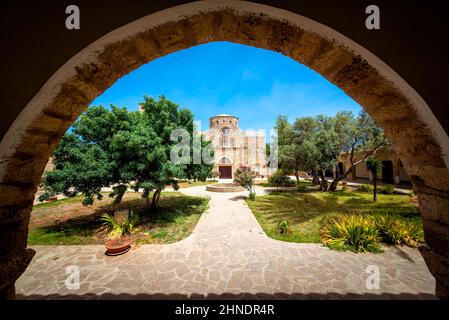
{"left": 105, "top": 236, "right": 132, "bottom": 256}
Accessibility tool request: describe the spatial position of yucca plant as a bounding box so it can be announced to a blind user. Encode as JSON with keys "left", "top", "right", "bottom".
{"left": 374, "top": 214, "right": 424, "bottom": 247}
{"left": 278, "top": 220, "right": 289, "bottom": 234}
{"left": 405, "top": 222, "right": 425, "bottom": 247}
{"left": 321, "top": 215, "right": 381, "bottom": 253}
{"left": 101, "top": 210, "right": 140, "bottom": 239}
{"left": 374, "top": 214, "right": 406, "bottom": 245}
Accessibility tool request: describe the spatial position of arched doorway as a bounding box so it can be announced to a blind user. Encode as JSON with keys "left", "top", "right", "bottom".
{"left": 219, "top": 157, "right": 233, "bottom": 179}
{"left": 1, "top": 1, "right": 448, "bottom": 299}
{"left": 337, "top": 162, "right": 345, "bottom": 177}
{"left": 381, "top": 160, "right": 395, "bottom": 184}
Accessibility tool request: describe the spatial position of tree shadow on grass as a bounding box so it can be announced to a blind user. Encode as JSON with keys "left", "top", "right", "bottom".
{"left": 247, "top": 190, "right": 422, "bottom": 241}
{"left": 29, "top": 193, "right": 208, "bottom": 244}
{"left": 254, "top": 191, "right": 341, "bottom": 226}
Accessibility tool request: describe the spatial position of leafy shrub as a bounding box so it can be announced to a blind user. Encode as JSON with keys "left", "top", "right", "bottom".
{"left": 234, "top": 166, "right": 256, "bottom": 191}
{"left": 374, "top": 214, "right": 424, "bottom": 247}
{"left": 321, "top": 215, "right": 381, "bottom": 253}
{"left": 248, "top": 191, "right": 256, "bottom": 201}
{"left": 101, "top": 210, "right": 140, "bottom": 238}
{"left": 358, "top": 184, "right": 373, "bottom": 192}
{"left": 268, "top": 171, "right": 295, "bottom": 188}
{"left": 278, "top": 220, "right": 289, "bottom": 234}
{"left": 379, "top": 184, "right": 395, "bottom": 195}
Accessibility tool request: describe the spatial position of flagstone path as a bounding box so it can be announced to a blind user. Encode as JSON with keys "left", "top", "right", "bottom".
{"left": 16, "top": 186, "right": 436, "bottom": 299}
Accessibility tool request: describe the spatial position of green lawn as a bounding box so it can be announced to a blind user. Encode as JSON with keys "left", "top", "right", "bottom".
{"left": 246, "top": 189, "right": 421, "bottom": 244}
{"left": 28, "top": 192, "right": 209, "bottom": 245}
{"left": 255, "top": 179, "right": 311, "bottom": 188}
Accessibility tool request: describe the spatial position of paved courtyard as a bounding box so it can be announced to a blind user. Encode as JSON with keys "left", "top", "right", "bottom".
{"left": 17, "top": 186, "right": 436, "bottom": 299}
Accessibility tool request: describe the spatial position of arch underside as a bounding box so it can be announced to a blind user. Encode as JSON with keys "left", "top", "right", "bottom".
{"left": 1, "top": 2, "right": 449, "bottom": 298}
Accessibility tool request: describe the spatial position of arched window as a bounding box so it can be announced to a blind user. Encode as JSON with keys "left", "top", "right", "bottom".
{"left": 222, "top": 127, "right": 231, "bottom": 136}
{"left": 220, "top": 157, "right": 232, "bottom": 164}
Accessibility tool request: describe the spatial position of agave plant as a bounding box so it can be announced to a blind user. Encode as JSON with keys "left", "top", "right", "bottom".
{"left": 101, "top": 210, "right": 140, "bottom": 239}
{"left": 321, "top": 215, "right": 381, "bottom": 253}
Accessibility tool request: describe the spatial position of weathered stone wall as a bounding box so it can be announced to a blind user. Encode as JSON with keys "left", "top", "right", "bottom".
{"left": 0, "top": 2, "right": 448, "bottom": 299}
{"left": 339, "top": 149, "right": 411, "bottom": 183}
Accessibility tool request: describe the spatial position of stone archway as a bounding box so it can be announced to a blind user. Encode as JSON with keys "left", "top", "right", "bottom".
{"left": 1, "top": 1, "right": 448, "bottom": 299}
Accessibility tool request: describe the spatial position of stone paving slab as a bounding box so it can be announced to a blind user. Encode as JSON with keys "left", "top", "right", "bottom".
{"left": 16, "top": 186, "right": 436, "bottom": 299}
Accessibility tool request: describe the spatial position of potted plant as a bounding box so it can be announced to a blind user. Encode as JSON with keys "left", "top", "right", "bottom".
{"left": 101, "top": 210, "right": 140, "bottom": 256}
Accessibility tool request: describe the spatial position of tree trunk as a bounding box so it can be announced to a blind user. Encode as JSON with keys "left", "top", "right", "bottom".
{"left": 151, "top": 189, "right": 161, "bottom": 209}
{"left": 328, "top": 176, "right": 342, "bottom": 192}
{"left": 328, "top": 165, "right": 341, "bottom": 192}
{"left": 319, "top": 170, "right": 328, "bottom": 191}
{"left": 294, "top": 170, "right": 300, "bottom": 187}
{"left": 329, "top": 165, "right": 354, "bottom": 192}
{"left": 311, "top": 170, "right": 320, "bottom": 185}
{"left": 145, "top": 196, "right": 149, "bottom": 210}
{"left": 155, "top": 188, "right": 162, "bottom": 207}
{"left": 373, "top": 176, "right": 377, "bottom": 202}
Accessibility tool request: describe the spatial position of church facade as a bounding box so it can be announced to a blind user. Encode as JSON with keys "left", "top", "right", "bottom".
{"left": 202, "top": 114, "right": 272, "bottom": 179}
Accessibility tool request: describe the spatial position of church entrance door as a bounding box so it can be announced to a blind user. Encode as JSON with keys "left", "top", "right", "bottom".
{"left": 219, "top": 166, "right": 232, "bottom": 179}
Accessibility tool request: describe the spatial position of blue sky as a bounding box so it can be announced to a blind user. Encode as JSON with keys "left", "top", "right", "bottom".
{"left": 90, "top": 41, "right": 361, "bottom": 137}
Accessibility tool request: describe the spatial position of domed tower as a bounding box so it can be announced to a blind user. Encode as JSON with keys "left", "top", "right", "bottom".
{"left": 209, "top": 114, "right": 239, "bottom": 131}
{"left": 207, "top": 115, "right": 239, "bottom": 179}
{"left": 205, "top": 114, "right": 268, "bottom": 179}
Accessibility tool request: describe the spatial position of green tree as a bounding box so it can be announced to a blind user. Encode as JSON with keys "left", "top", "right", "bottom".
{"left": 40, "top": 96, "right": 214, "bottom": 211}
{"left": 328, "top": 110, "right": 388, "bottom": 191}
{"left": 234, "top": 166, "right": 256, "bottom": 199}
{"left": 182, "top": 131, "right": 215, "bottom": 183}
{"left": 365, "top": 158, "right": 379, "bottom": 201}
{"left": 275, "top": 111, "right": 386, "bottom": 192}
{"left": 276, "top": 115, "right": 321, "bottom": 186}
{"left": 126, "top": 96, "right": 213, "bottom": 209}
{"left": 39, "top": 105, "right": 133, "bottom": 206}
{"left": 311, "top": 115, "right": 341, "bottom": 191}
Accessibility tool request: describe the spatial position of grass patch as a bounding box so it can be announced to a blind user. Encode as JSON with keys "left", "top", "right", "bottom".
{"left": 257, "top": 179, "right": 312, "bottom": 189}
{"left": 245, "top": 189, "right": 421, "bottom": 247}
{"left": 28, "top": 192, "right": 209, "bottom": 245}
